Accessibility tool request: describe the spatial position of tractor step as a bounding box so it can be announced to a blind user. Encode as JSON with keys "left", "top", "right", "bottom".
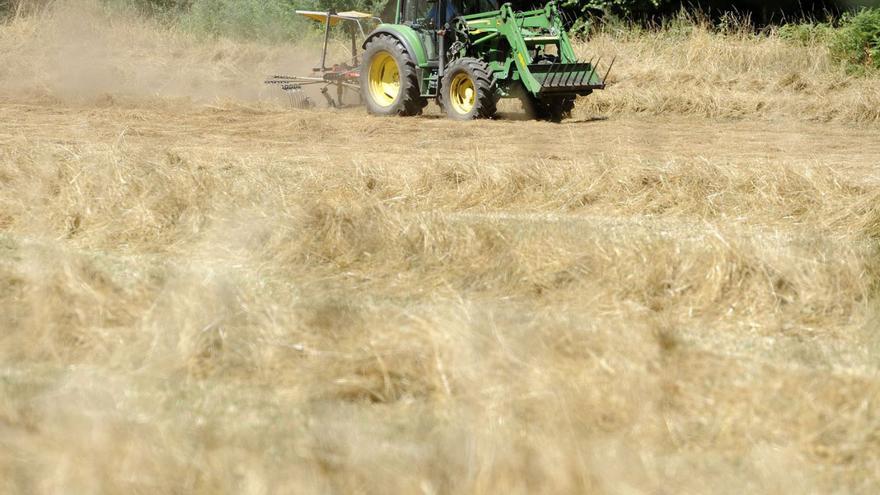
{"left": 529, "top": 62, "right": 606, "bottom": 95}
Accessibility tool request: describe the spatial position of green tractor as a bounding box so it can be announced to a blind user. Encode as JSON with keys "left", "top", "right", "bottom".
{"left": 360, "top": 0, "right": 610, "bottom": 121}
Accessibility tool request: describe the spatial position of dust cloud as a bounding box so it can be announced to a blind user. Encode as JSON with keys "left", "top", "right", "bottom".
{"left": 0, "top": 0, "right": 316, "bottom": 105}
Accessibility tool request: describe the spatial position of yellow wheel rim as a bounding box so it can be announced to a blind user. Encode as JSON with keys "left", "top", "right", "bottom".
{"left": 368, "top": 52, "right": 400, "bottom": 107}
{"left": 449, "top": 72, "right": 476, "bottom": 115}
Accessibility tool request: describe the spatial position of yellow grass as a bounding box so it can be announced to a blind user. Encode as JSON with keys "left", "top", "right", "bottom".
{"left": 580, "top": 23, "right": 880, "bottom": 123}
{"left": 1, "top": 3, "right": 880, "bottom": 494}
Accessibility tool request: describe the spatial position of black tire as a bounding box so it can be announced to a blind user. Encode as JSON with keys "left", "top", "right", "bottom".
{"left": 360, "top": 34, "right": 425, "bottom": 117}
{"left": 532, "top": 96, "right": 576, "bottom": 123}
{"left": 517, "top": 89, "right": 576, "bottom": 123}
{"left": 522, "top": 55, "right": 578, "bottom": 123}
{"left": 438, "top": 58, "right": 498, "bottom": 120}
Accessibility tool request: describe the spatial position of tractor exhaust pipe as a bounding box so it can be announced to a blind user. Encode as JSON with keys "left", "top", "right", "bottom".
{"left": 438, "top": 0, "right": 448, "bottom": 77}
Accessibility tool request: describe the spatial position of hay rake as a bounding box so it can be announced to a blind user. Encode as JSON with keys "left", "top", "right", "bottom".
{"left": 265, "top": 10, "right": 379, "bottom": 109}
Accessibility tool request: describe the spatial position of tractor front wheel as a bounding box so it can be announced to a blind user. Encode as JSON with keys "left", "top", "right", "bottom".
{"left": 439, "top": 58, "right": 498, "bottom": 120}
{"left": 361, "top": 34, "right": 425, "bottom": 117}
{"left": 529, "top": 95, "right": 576, "bottom": 123}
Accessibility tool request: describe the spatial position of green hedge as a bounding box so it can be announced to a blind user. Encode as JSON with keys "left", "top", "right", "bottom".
{"left": 832, "top": 8, "right": 880, "bottom": 70}
{"left": 99, "top": 0, "right": 387, "bottom": 42}
{"left": 181, "top": 0, "right": 311, "bottom": 42}
{"left": 780, "top": 8, "right": 880, "bottom": 72}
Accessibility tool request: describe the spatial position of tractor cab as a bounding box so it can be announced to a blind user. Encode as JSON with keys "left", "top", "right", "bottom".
{"left": 398, "top": 0, "right": 485, "bottom": 24}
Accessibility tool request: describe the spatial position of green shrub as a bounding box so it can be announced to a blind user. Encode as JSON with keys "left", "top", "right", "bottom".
{"left": 561, "top": 0, "right": 671, "bottom": 34}
{"left": 179, "top": 0, "right": 313, "bottom": 42}
{"left": 562, "top": 0, "right": 669, "bottom": 18}
{"left": 122, "top": 0, "right": 191, "bottom": 15}
{"left": 99, "top": 0, "right": 388, "bottom": 42}
{"left": 1, "top": 0, "right": 54, "bottom": 18}
{"left": 777, "top": 22, "right": 834, "bottom": 45}
{"left": 830, "top": 8, "right": 880, "bottom": 70}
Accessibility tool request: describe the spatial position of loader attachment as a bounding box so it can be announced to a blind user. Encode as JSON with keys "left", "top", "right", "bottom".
{"left": 462, "top": 2, "right": 612, "bottom": 103}
{"left": 528, "top": 62, "right": 606, "bottom": 95}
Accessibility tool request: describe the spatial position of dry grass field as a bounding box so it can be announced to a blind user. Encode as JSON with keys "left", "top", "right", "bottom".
{"left": 2, "top": 2, "right": 880, "bottom": 494}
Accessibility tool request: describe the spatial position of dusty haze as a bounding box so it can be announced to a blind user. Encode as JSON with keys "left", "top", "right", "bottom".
{"left": 0, "top": 1, "right": 321, "bottom": 104}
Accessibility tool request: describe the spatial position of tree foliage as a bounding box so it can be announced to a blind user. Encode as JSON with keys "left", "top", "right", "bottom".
{"left": 561, "top": 0, "right": 669, "bottom": 18}
{"left": 778, "top": 7, "right": 879, "bottom": 72}
{"left": 831, "top": 7, "right": 880, "bottom": 70}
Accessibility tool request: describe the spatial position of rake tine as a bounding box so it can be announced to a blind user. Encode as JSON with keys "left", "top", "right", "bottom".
{"left": 570, "top": 67, "right": 581, "bottom": 88}
{"left": 585, "top": 57, "right": 600, "bottom": 86}
{"left": 563, "top": 61, "right": 576, "bottom": 87}
{"left": 578, "top": 66, "right": 589, "bottom": 87}
{"left": 574, "top": 59, "right": 589, "bottom": 87}
{"left": 548, "top": 62, "right": 558, "bottom": 87}
{"left": 582, "top": 58, "right": 595, "bottom": 85}
{"left": 602, "top": 56, "right": 617, "bottom": 84}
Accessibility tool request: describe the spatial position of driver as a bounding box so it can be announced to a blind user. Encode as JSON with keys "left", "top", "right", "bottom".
{"left": 427, "top": 0, "right": 459, "bottom": 26}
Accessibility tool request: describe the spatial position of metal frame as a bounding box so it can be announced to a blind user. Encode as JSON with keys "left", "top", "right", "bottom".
{"left": 265, "top": 10, "right": 380, "bottom": 108}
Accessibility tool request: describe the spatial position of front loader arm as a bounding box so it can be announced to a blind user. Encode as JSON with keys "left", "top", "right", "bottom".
{"left": 496, "top": 1, "right": 606, "bottom": 97}
{"left": 496, "top": 4, "right": 543, "bottom": 93}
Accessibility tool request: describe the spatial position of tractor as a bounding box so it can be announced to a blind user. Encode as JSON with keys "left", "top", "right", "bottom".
{"left": 360, "top": 0, "right": 610, "bottom": 121}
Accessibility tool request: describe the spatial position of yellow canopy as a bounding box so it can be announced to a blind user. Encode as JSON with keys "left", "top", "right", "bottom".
{"left": 295, "top": 10, "right": 375, "bottom": 26}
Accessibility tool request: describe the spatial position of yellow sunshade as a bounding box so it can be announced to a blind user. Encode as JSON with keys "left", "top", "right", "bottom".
{"left": 295, "top": 10, "right": 374, "bottom": 26}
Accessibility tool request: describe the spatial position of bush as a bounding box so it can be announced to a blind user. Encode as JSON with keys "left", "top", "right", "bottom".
{"left": 121, "top": 0, "right": 191, "bottom": 15}
{"left": 778, "top": 9, "right": 879, "bottom": 72}
{"left": 98, "top": 0, "right": 388, "bottom": 42}
{"left": 831, "top": 8, "right": 880, "bottom": 70}
{"left": 1, "top": 0, "right": 53, "bottom": 18}
{"left": 179, "top": 0, "right": 312, "bottom": 42}
{"left": 778, "top": 22, "right": 835, "bottom": 45}
{"left": 561, "top": 0, "right": 672, "bottom": 35}
{"left": 564, "top": 0, "right": 669, "bottom": 18}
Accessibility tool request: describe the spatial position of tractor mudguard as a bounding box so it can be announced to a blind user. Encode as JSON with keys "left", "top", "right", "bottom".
{"left": 362, "top": 25, "right": 429, "bottom": 67}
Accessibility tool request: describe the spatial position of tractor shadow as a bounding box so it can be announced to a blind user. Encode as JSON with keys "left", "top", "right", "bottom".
{"left": 494, "top": 112, "right": 610, "bottom": 124}
{"left": 566, "top": 115, "right": 611, "bottom": 124}
{"left": 416, "top": 102, "right": 610, "bottom": 123}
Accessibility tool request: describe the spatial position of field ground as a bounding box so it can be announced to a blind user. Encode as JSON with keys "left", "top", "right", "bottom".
{"left": 2, "top": 97, "right": 879, "bottom": 494}
{"left": 2, "top": 3, "right": 880, "bottom": 494}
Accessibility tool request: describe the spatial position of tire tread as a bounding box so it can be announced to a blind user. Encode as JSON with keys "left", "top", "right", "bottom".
{"left": 361, "top": 34, "right": 425, "bottom": 117}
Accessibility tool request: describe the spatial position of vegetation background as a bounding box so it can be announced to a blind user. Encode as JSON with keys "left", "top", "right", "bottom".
{"left": 3, "top": 0, "right": 878, "bottom": 73}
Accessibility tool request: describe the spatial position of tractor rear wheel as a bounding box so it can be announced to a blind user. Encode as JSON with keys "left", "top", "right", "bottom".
{"left": 361, "top": 34, "right": 425, "bottom": 117}
{"left": 439, "top": 58, "right": 498, "bottom": 120}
